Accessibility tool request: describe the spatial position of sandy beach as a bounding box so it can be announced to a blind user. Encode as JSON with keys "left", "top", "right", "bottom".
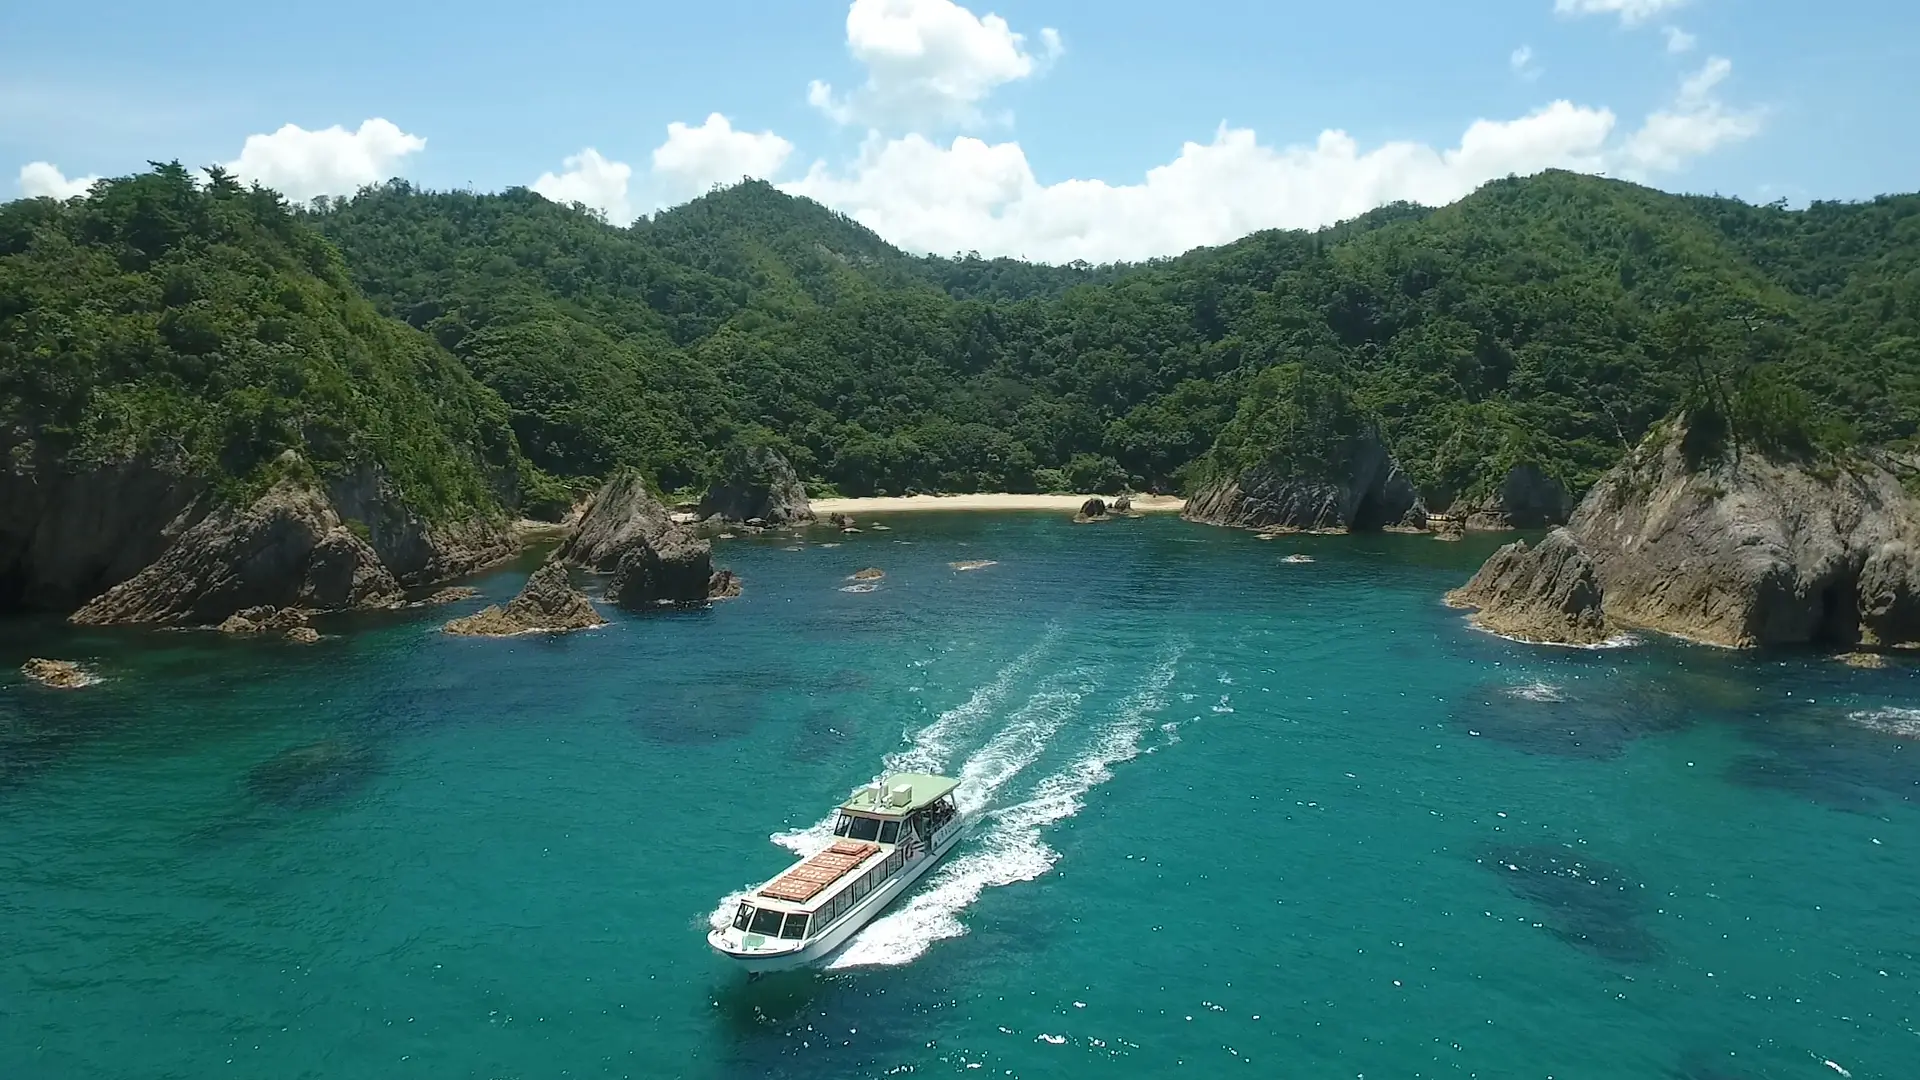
{"left": 810, "top": 493, "right": 1186, "bottom": 514}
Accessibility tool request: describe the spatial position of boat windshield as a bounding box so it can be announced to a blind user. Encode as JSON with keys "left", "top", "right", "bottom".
{"left": 748, "top": 907, "right": 786, "bottom": 937}
{"left": 834, "top": 814, "right": 884, "bottom": 842}
{"left": 734, "top": 903, "right": 810, "bottom": 941}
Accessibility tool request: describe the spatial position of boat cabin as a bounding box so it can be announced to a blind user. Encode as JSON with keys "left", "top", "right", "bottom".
{"left": 727, "top": 774, "right": 961, "bottom": 943}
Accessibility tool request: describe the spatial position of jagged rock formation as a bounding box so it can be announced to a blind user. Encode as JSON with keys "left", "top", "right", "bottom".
{"left": 1453, "top": 464, "right": 1575, "bottom": 530}
{"left": 2, "top": 432, "right": 511, "bottom": 626}
{"left": 558, "top": 471, "right": 719, "bottom": 608}
{"left": 699, "top": 446, "right": 813, "bottom": 525}
{"left": 444, "top": 561, "right": 605, "bottom": 636}
{"left": 1184, "top": 428, "right": 1426, "bottom": 533}
{"left": 708, "top": 570, "right": 743, "bottom": 599}
{"left": 70, "top": 479, "right": 402, "bottom": 626}
{"left": 22, "top": 658, "right": 91, "bottom": 689}
{"left": 1447, "top": 423, "right": 1920, "bottom": 648}
{"left": 1112, "top": 493, "right": 1134, "bottom": 513}
{"left": 217, "top": 605, "right": 312, "bottom": 636}
{"left": 1446, "top": 530, "right": 1612, "bottom": 645}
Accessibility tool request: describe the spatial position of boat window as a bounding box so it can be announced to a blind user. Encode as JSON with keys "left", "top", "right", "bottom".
{"left": 833, "top": 814, "right": 853, "bottom": 837}
{"left": 733, "top": 903, "right": 753, "bottom": 930}
{"left": 749, "top": 907, "right": 786, "bottom": 936}
{"left": 780, "top": 912, "right": 810, "bottom": 940}
{"left": 879, "top": 820, "right": 900, "bottom": 844}
{"left": 887, "top": 850, "right": 904, "bottom": 873}
{"left": 847, "top": 816, "right": 881, "bottom": 842}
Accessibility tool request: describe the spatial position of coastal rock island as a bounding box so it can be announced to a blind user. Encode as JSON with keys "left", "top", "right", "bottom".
{"left": 698, "top": 445, "right": 813, "bottom": 526}
{"left": 444, "top": 562, "right": 606, "bottom": 636}
{"left": 1448, "top": 423, "right": 1920, "bottom": 649}
{"left": 559, "top": 471, "right": 730, "bottom": 608}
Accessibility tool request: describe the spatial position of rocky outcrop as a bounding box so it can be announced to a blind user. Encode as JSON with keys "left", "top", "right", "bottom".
{"left": 1183, "top": 428, "right": 1425, "bottom": 532}
{"left": 326, "top": 463, "right": 513, "bottom": 585}
{"left": 444, "top": 561, "right": 605, "bottom": 636}
{"left": 22, "top": 658, "right": 91, "bottom": 689}
{"left": 1454, "top": 464, "right": 1575, "bottom": 530}
{"left": 708, "top": 570, "right": 743, "bottom": 599}
{"left": 217, "top": 605, "right": 311, "bottom": 636}
{"left": 1074, "top": 497, "right": 1109, "bottom": 523}
{"left": 849, "top": 567, "right": 885, "bottom": 581}
{"left": 70, "top": 479, "right": 401, "bottom": 626}
{"left": 1112, "top": 493, "right": 1134, "bottom": 514}
{"left": 699, "top": 446, "right": 813, "bottom": 525}
{"left": 1445, "top": 530, "right": 1612, "bottom": 645}
{"left": 558, "top": 471, "right": 720, "bottom": 609}
{"left": 1447, "top": 422, "right": 1920, "bottom": 648}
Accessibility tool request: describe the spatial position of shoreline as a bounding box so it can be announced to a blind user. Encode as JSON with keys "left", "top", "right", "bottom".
{"left": 809, "top": 493, "right": 1186, "bottom": 515}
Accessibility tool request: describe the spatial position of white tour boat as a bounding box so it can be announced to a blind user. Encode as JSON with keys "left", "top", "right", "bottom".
{"left": 708, "top": 773, "right": 966, "bottom": 972}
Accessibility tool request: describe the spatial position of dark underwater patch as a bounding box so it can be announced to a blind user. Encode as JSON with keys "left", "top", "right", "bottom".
{"left": 246, "top": 738, "right": 382, "bottom": 808}
{"left": 1451, "top": 677, "right": 1691, "bottom": 760}
{"left": 1724, "top": 704, "right": 1920, "bottom": 812}
{"left": 1479, "top": 842, "right": 1664, "bottom": 964}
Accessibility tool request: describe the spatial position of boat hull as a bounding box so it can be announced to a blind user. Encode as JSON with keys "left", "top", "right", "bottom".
{"left": 709, "top": 819, "right": 970, "bottom": 973}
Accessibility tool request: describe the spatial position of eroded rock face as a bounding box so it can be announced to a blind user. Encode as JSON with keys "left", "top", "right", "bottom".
{"left": 1183, "top": 427, "right": 1425, "bottom": 532}
{"left": 444, "top": 562, "right": 605, "bottom": 636}
{"left": 1447, "top": 424, "right": 1920, "bottom": 648}
{"left": 1446, "top": 530, "right": 1611, "bottom": 645}
{"left": 1458, "top": 464, "right": 1575, "bottom": 530}
{"left": 558, "top": 472, "right": 717, "bottom": 609}
{"left": 70, "top": 480, "right": 401, "bottom": 627}
{"left": 326, "top": 463, "right": 513, "bottom": 586}
{"left": 698, "top": 446, "right": 813, "bottom": 525}
{"left": 708, "top": 569, "right": 743, "bottom": 599}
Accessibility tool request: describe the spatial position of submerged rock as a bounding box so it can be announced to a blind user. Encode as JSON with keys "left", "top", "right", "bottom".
{"left": 1480, "top": 842, "right": 1663, "bottom": 964}
{"left": 1835, "top": 651, "right": 1887, "bottom": 669}
{"left": 247, "top": 739, "right": 379, "bottom": 808}
{"left": 21, "top": 658, "right": 91, "bottom": 689}
{"left": 444, "top": 562, "right": 605, "bottom": 636}
{"left": 1448, "top": 422, "right": 1920, "bottom": 648}
{"left": 558, "top": 471, "right": 719, "bottom": 609}
{"left": 1183, "top": 426, "right": 1425, "bottom": 533}
{"left": 825, "top": 512, "right": 855, "bottom": 528}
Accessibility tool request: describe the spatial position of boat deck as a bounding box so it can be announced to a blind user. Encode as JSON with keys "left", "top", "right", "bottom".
{"left": 758, "top": 840, "right": 881, "bottom": 903}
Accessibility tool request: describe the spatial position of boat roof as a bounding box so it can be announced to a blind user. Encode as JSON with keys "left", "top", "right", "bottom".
{"left": 839, "top": 773, "right": 960, "bottom": 816}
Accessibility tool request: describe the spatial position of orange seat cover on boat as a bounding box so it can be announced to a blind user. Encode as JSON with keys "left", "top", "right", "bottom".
{"left": 759, "top": 841, "right": 881, "bottom": 903}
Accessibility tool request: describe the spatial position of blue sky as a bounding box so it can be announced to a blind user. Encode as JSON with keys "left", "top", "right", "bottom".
{"left": 4, "top": 0, "right": 1916, "bottom": 261}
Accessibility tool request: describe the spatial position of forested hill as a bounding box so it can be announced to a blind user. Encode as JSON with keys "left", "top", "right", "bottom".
{"left": 5, "top": 165, "right": 1917, "bottom": 523}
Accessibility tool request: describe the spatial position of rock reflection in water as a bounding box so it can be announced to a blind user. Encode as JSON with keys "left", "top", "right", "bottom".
{"left": 1479, "top": 842, "right": 1664, "bottom": 964}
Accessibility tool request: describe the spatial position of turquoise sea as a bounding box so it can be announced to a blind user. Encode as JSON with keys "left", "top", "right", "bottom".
{"left": 3, "top": 513, "right": 1918, "bottom": 1080}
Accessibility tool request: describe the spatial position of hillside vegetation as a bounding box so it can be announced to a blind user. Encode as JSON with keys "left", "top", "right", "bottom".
{"left": 6, "top": 164, "right": 1916, "bottom": 523}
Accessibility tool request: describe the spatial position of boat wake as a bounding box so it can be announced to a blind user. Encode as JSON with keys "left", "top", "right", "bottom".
{"left": 1848, "top": 707, "right": 1920, "bottom": 738}
{"left": 828, "top": 640, "right": 1187, "bottom": 969}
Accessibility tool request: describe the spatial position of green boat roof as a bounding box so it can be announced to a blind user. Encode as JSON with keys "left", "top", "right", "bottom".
{"left": 839, "top": 774, "right": 961, "bottom": 815}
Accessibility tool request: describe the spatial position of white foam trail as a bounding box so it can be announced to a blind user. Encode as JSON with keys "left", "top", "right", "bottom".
{"left": 1504, "top": 681, "right": 1567, "bottom": 703}
{"left": 1848, "top": 707, "right": 1920, "bottom": 738}
{"left": 770, "top": 626, "right": 1059, "bottom": 856}
{"left": 829, "top": 641, "right": 1187, "bottom": 969}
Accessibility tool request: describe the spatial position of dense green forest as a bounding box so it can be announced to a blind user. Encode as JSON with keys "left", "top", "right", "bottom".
{"left": 5, "top": 164, "right": 1918, "bottom": 519}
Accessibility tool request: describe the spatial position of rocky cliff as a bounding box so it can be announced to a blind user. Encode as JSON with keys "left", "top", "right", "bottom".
{"left": 698, "top": 445, "right": 813, "bottom": 525}
{"left": 559, "top": 471, "right": 721, "bottom": 608}
{"left": 1183, "top": 427, "right": 1425, "bottom": 532}
{"left": 1447, "top": 424, "right": 1920, "bottom": 648}
{"left": 1452, "top": 464, "right": 1574, "bottom": 530}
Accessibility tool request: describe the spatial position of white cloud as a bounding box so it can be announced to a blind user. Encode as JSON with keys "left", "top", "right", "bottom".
{"left": 786, "top": 101, "right": 1622, "bottom": 263}
{"left": 1510, "top": 45, "right": 1542, "bottom": 81}
{"left": 18, "top": 161, "right": 99, "bottom": 199}
{"left": 651, "top": 113, "right": 795, "bottom": 203}
{"left": 223, "top": 118, "right": 425, "bottom": 203}
{"left": 532, "top": 148, "right": 636, "bottom": 225}
{"left": 1662, "top": 26, "right": 1697, "bottom": 53}
{"left": 1554, "top": 0, "right": 1690, "bottom": 26}
{"left": 808, "top": 0, "right": 1062, "bottom": 129}
{"left": 1619, "top": 56, "right": 1762, "bottom": 174}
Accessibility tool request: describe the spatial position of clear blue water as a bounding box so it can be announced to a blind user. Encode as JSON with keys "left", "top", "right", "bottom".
{"left": 4, "top": 514, "right": 1918, "bottom": 1080}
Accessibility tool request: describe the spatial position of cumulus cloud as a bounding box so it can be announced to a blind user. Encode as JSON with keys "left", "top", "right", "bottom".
{"left": 1554, "top": 0, "right": 1690, "bottom": 26}
{"left": 1510, "top": 45, "right": 1542, "bottom": 81}
{"left": 18, "top": 161, "right": 99, "bottom": 199}
{"left": 1619, "top": 56, "right": 1762, "bottom": 174}
{"left": 808, "top": 0, "right": 1062, "bottom": 129}
{"left": 785, "top": 101, "right": 1623, "bottom": 263}
{"left": 651, "top": 113, "right": 795, "bottom": 203}
{"left": 533, "top": 148, "right": 636, "bottom": 225}
{"left": 223, "top": 118, "right": 425, "bottom": 202}
{"left": 1663, "top": 26, "right": 1697, "bottom": 53}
